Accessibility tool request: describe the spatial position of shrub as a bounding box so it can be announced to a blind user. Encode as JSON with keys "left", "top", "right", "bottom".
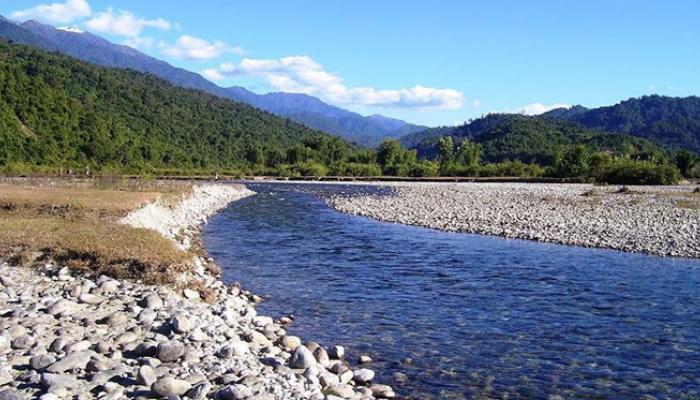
{"left": 595, "top": 159, "right": 681, "bottom": 185}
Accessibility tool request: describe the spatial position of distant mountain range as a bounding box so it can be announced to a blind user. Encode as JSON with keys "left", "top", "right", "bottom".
{"left": 543, "top": 95, "right": 700, "bottom": 153}
{"left": 0, "top": 17, "right": 426, "bottom": 147}
{"left": 403, "top": 95, "right": 700, "bottom": 156}
{"left": 402, "top": 113, "right": 666, "bottom": 165}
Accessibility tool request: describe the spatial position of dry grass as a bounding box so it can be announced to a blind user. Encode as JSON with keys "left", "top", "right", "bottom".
{"left": 0, "top": 180, "right": 196, "bottom": 285}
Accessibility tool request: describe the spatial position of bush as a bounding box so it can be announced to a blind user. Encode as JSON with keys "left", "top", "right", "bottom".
{"left": 595, "top": 159, "right": 681, "bottom": 185}
{"left": 292, "top": 162, "right": 328, "bottom": 177}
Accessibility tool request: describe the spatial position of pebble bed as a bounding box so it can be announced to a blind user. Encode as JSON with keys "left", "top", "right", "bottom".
{"left": 0, "top": 184, "right": 396, "bottom": 400}
{"left": 324, "top": 183, "right": 700, "bottom": 259}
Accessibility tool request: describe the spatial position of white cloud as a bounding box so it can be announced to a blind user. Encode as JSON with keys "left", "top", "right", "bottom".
{"left": 472, "top": 99, "right": 481, "bottom": 108}
{"left": 11, "top": 0, "right": 91, "bottom": 24}
{"left": 161, "top": 35, "right": 241, "bottom": 60}
{"left": 57, "top": 25, "right": 84, "bottom": 33}
{"left": 122, "top": 36, "right": 154, "bottom": 50}
{"left": 517, "top": 102, "right": 571, "bottom": 115}
{"left": 204, "top": 55, "right": 463, "bottom": 110}
{"left": 86, "top": 8, "right": 170, "bottom": 37}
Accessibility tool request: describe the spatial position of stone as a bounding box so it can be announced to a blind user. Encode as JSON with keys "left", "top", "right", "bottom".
{"left": 46, "top": 350, "right": 93, "bottom": 373}
{"left": 0, "top": 370, "right": 11, "bottom": 386}
{"left": 338, "top": 369, "right": 354, "bottom": 384}
{"left": 151, "top": 376, "right": 191, "bottom": 397}
{"left": 30, "top": 354, "right": 56, "bottom": 370}
{"left": 0, "top": 336, "right": 9, "bottom": 352}
{"left": 0, "top": 388, "right": 23, "bottom": 400}
{"left": 137, "top": 365, "right": 157, "bottom": 387}
{"left": 157, "top": 341, "right": 185, "bottom": 362}
{"left": 313, "top": 346, "right": 330, "bottom": 367}
{"left": 40, "top": 372, "right": 80, "bottom": 389}
{"left": 185, "top": 381, "right": 212, "bottom": 400}
{"left": 323, "top": 384, "right": 355, "bottom": 399}
{"left": 353, "top": 368, "right": 375, "bottom": 384}
{"left": 328, "top": 345, "right": 345, "bottom": 359}
{"left": 370, "top": 384, "right": 396, "bottom": 398}
{"left": 289, "top": 345, "right": 316, "bottom": 369}
{"left": 171, "top": 313, "right": 192, "bottom": 333}
{"left": 392, "top": 372, "right": 408, "bottom": 383}
{"left": 279, "top": 336, "right": 301, "bottom": 350}
{"left": 141, "top": 293, "right": 163, "bottom": 309}
{"left": 358, "top": 355, "right": 373, "bottom": 364}
{"left": 11, "top": 335, "right": 34, "bottom": 350}
{"left": 78, "top": 293, "right": 103, "bottom": 304}
{"left": 183, "top": 288, "right": 200, "bottom": 300}
{"left": 106, "top": 312, "right": 128, "bottom": 326}
{"left": 47, "top": 299, "right": 74, "bottom": 315}
{"left": 64, "top": 340, "right": 91, "bottom": 353}
{"left": 218, "top": 341, "right": 248, "bottom": 358}
{"left": 319, "top": 372, "right": 340, "bottom": 387}
{"left": 218, "top": 384, "right": 252, "bottom": 400}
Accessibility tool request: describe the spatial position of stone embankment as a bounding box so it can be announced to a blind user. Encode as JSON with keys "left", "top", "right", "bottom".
{"left": 0, "top": 184, "right": 396, "bottom": 400}
{"left": 325, "top": 183, "right": 700, "bottom": 258}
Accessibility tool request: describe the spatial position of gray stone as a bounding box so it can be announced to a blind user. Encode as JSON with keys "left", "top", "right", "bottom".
{"left": 0, "top": 388, "right": 23, "bottom": 400}
{"left": 218, "top": 384, "right": 252, "bottom": 400}
{"left": 106, "top": 312, "right": 128, "bottom": 326}
{"left": 217, "top": 341, "right": 248, "bottom": 358}
{"left": 353, "top": 368, "right": 375, "bottom": 384}
{"left": 46, "top": 350, "right": 92, "bottom": 373}
{"left": 30, "top": 354, "right": 56, "bottom": 370}
{"left": 289, "top": 345, "right": 315, "bottom": 369}
{"left": 185, "top": 381, "right": 212, "bottom": 400}
{"left": 323, "top": 384, "right": 355, "bottom": 399}
{"left": 328, "top": 345, "right": 345, "bottom": 359}
{"left": 47, "top": 299, "right": 75, "bottom": 315}
{"left": 157, "top": 341, "right": 185, "bottom": 362}
{"left": 370, "top": 384, "right": 396, "bottom": 398}
{"left": 278, "top": 335, "right": 301, "bottom": 350}
{"left": 11, "top": 335, "right": 33, "bottom": 350}
{"left": 78, "top": 293, "right": 103, "bottom": 304}
{"left": 0, "top": 370, "right": 11, "bottom": 386}
{"left": 141, "top": 293, "right": 163, "bottom": 309}
{"left": 40, "top": 372, "right": 80, "bottom": 389}
{"left": 137, "top": 365, "right": 157, "bottom": 387}
{"left": 151, "top": 376, "right": 191, "bottom": 397}
{"left": 171, "top": 314, "right": 192, "bottom": 333}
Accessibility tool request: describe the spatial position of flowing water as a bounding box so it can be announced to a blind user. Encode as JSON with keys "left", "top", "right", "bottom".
{"left": 203, "top": 182, "right": 700, "bottom": 400}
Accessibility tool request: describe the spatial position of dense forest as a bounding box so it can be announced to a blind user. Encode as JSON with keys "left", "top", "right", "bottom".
{"left": 0, "top": 41, "right": 696, "bottom": 184}
{"left": 0, "top": 40, "right": 364, "bottom": 176}
{"left": 545, "top": 95, "right": 700, "bottom": 153}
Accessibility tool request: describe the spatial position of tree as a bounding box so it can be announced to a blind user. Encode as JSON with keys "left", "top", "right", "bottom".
{"left": 457, "top": 140, "right": 482, "bottom": 167}
{"left": 675, "top": 150, "right": 698, "bottom": 177}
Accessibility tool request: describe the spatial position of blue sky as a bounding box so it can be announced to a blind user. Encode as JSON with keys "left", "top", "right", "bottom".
{"left": 3, "top": 0, "right": 700, "bottom": 126}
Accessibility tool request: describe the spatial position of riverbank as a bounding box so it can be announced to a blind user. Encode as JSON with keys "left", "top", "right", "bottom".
{"left": 0, "top": 181, "right": 396, "bottom": 399}
{"left": 324, "top": 182, "right": 700, "bottom": 259}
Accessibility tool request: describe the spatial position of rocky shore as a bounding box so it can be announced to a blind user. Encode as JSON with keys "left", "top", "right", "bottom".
{"left": 324, "top": 182, "right": 700, "bottom": 259}
{"left": 0, "top": 184, "right": 396, "bottom": 400}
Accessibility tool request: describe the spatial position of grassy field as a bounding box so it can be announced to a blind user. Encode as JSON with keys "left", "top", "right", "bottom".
{"left": 0, "top": 178, "right": 195, "bottom": 284}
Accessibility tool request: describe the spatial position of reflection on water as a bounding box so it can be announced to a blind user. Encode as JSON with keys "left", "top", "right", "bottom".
{"left": 203, "top": 183, "right": 700, "bottom": 399}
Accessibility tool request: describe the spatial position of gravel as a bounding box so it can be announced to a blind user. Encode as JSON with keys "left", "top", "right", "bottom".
{"left": 0, "top": 184, "right": 396, "bottom": 399}
{"left": 324, "top": 182, "right": 700, "bottom": 259}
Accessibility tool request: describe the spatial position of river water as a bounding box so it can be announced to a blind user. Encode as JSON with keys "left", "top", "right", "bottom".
{"left": 203, "top": 182, "right": 700, "bottom": 400}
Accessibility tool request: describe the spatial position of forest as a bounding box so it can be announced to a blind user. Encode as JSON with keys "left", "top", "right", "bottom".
{"left": 0, "top": 41, "right": 697, "bottom": 184}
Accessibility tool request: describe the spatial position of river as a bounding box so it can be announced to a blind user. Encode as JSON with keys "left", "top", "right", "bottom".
{"left": 203, "top": 182, "right": 700, "bottom": 399}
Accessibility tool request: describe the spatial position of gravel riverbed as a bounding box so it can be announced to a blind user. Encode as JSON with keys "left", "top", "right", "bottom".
{"left": 324, "top": 183, "right": 700, "bottom": 259}
{"left": 0, "top": 184, "right": 396, "bottom": 400}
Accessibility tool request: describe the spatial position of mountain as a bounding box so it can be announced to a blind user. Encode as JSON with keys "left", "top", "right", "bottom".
{"left": 544, "top": 95, "right": 700, "bottom": 153}
{"left": 405, "top": 114, "right": 666, "bottom": 164}
{"left": 0, "top": 40, "right": 352, "bottom": 173}
{"left": 0, "top": 17, "right": 425, "bottom": 147}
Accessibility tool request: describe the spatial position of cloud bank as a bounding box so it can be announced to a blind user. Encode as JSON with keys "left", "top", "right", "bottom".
{"left": 203, "top": 56, "right": 463, "bottom": 110}
{"left": 11, "top": 0, "right": 91, "bottom": 24}
{"left": 86, "top": 8, "right": 171, "bottom": 37}
{"left": 161, "top": 35, "right": 242, "bottom": 60}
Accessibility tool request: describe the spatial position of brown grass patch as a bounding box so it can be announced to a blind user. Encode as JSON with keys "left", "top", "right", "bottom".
{"left": 0, "top": 180, "right": 196, "bottom": 285}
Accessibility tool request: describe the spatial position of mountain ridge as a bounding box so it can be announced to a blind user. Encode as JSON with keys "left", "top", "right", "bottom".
{"left": 0, "top": 16, "right": 426, "bottom": 147}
